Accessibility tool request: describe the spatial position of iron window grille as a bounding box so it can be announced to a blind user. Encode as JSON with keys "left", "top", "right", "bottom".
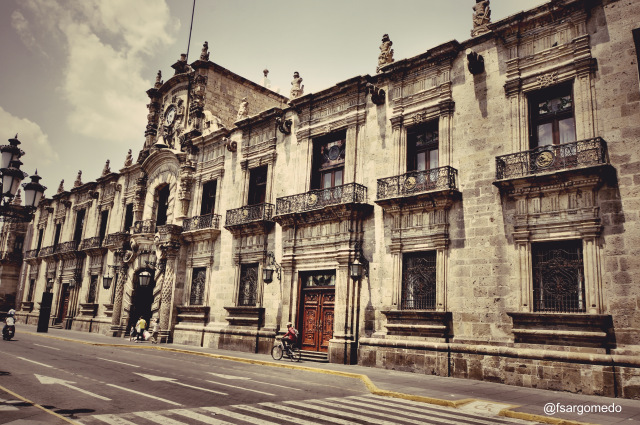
{"left": 190, "top": 267, "right": 206, "bottom": 306}
{"left": 238, "top": 263, "right": 259, "bottom": 307}
{"left": 401, "top": 251, "right": 437, "bottom": 310}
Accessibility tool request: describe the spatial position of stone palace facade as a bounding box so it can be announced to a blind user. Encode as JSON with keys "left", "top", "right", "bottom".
{"left": 11, "top": 0, "right": 640, "bottom": 398}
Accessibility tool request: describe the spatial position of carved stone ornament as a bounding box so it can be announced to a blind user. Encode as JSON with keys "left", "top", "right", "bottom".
{"left": 154, "top": 70, "right": 163, "bottom": 89}
{"left": 223, "top": 137, "right": 237, "bottom": 152}
{"left": 236, "top": 97, "right": 249, "bottom": 121}
{"left": 366, "top": 83, "right": 386, "bottom": 105}
{"left": 471, "top": 0, "right": 491, "bottom": 37}
{"left": 276, "top": 116, "right": 292, "bottom": 134}
{"left": 377, "top": 34, "right": 394, "bottom": 73}
{"left": 290, "top": 72, "right": 304, "bottom": 99}
{"left": 57, "top": 179, "right": 65, "bottom": 194}
{"left": 74, "top": 170, "right": 83, "bottom": 188}
{"left": 124, "top": 149, "right": 133, "bottom": 167}
{"left": 102, "top": 160, "right": 111, "bottom": 177}
{"left": 537, "top": 71, "right": 559, "bottom": 88}
{"left": 466, "top": 49, "right": 485, "bottom": 75}
{"left": 200, "top": 41, "right": 210, "bottom": 61}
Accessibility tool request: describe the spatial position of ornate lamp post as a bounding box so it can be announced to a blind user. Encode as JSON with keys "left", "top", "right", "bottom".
{"left": 0, "top": 135, "right": 46, "bottom": 221}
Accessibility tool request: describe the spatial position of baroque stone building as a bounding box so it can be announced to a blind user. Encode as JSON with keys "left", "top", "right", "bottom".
{"left": 13, "top": 0, "right": 640, "bottom": 398}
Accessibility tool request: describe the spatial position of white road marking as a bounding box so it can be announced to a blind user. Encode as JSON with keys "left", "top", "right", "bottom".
{"left": 271, "top": 401, "right": 355, "bottom": 424}
{"left": 106, "top": 384, "right": 182, "bottom": 406}
{"left": 35, "top": 374, "right": 111, "bottom": 401}
{"left": 171, "top": 408, "right": 235, "bottom": 425}
{"left": 97, "top": 357, "right": 140, "bottom": 368}
{"left": 203, "top": 407, "right": 282, "bottom": 425}
{"left": 133, "top": 411, "right": 188, "bottom": 425}
{"left": 207, "top": 372, "right": 251, "bottom": 380}
{"left": 205, "top": 380, "right": 275, "bottom": 396}
{"left": 299, "top": 398, "right": 412, "bottom": 425}
{"left": 89, "top": 414, "right": 138, "bottom": 425}
{"left": 33, "top": 343, "right": 60, "bottom": 350}
{"left": 17, "top": 357, "right": 53, "bottom": 368}
{"left": 134, "top": 373, "right": 227, "bottom": 395}
{"left": 249, "top": 379, "right": 302, "bottom": 391}
{"left": 239, "top": 403, "right": 346, "bottom": 425}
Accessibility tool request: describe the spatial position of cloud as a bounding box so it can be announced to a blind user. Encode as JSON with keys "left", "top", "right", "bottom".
{"left": 15, "top": 0, "right": 179, "bottom": 145}
{"left": 0, "top": 106, "right": 59, "bottom": 171}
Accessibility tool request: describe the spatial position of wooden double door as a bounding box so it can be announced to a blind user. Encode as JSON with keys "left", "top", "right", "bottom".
{"left": 299, "top": 287, "right": 334, "bottom": 352}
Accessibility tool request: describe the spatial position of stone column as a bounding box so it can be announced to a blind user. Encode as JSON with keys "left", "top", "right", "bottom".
{"left": 514, "top": 235, "right": 532, "bottom": 311}
{"left": 158, "top": 245, "right": 179, "bottom": 342}
{"left": 582, "top": 235, "right": 602, "bottom": 314}
{"left": 435, "top": 247, "right": 447, "bottom": 311}
{"left": 329, "top": 255, "right": 355, "bottom": 365}
{"left": 110, "top": 264, "right": 128, "bottom": 336}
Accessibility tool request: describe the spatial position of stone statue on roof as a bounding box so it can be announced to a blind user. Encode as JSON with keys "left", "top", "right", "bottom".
{"left": 377, "top": 34, "right": 394, "bottom": 73}
{"left": 290, "top": 72, "right": 304, "bottom": 99}
{"left": 236, "top": 97, "right": 249, "bottom": 121}
{"left": 124, "top": 149, "right": 133, "bottom": 167}
{"left": 200, "top": 41, "right": 210, "bottom": 61}
{"left": 57, "top": 180, "right": 64, "bottom": 194}
{"left": 472, "top": 0, "right": 491, "bottom": 37}
{"left": 102, "top": 160, "right": 111, "bottom": 176}
{"left": 74, "top": 170, "right": 83, "bottom": 188}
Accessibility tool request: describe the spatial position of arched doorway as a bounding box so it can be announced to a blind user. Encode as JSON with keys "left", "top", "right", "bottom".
{"left": 127, "top": 269, "right": 156, "bottom": 334}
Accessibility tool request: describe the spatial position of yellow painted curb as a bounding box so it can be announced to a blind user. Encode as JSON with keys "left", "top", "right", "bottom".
{"left": 0, "top": 381, "right": 81, "bottom": 425}
{"left": 23, "top": 331, "right": 594, "bottom": 425}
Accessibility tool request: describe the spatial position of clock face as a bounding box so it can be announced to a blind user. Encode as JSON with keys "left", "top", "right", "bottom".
{"left": 165, "top": 106, "right": 176, "bottom": 126}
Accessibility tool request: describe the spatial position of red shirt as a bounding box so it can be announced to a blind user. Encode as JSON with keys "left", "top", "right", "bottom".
{"left": 283, "top": 327, "right": 297, "bottom": 342}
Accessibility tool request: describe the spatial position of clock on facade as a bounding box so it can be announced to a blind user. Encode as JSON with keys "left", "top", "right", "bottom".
{"left": 164, "top": 106, "right": 177, "bottom": 126}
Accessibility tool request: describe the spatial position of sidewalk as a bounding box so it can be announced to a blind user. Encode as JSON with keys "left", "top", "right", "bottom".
{"left": 18, "top": 324, "right": 640, "bottom": 425}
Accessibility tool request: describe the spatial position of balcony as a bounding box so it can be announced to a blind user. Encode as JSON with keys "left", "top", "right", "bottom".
{"left": 38, "top": 246, "right": 55, "bottom": 257}
{"left": 24, "top": 249, "right": 39, "bottom": 260}
{"left": 0, "top": 251, "right": 23, "bottom": 264}
{"left": 80, "top": 236, "right": 103, "bottom": 251}
{"left": 132, "top": 219, "right": 155, "bottom": 234}
{"left": 273, "top": 183, "right": 372, "bottom": 226}
{"left": 376, "top": 166, "right": 460, "bottom": 209}
{"left": 224, "top": 203, "right": 274, "bottom": 235}
{"left": 55, "top": 240, "right": 79, "bottom": 254}
{"left": 494, "top": 137, "right": 612, "bottom": 188}
{"left": 103, "top": 232, "right": 130, "bottom": 249}
{"left": 182, "top": 213, "right": 221, "bottom": 242}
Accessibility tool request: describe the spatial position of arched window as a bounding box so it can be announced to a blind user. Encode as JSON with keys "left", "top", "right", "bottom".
{"left": 156, "top": 185, "right": 170, "bottom": 226}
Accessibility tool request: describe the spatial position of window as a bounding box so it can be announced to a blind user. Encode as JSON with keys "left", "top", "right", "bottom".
{"left": 301, "top": 270, "right": 336, "bottom": 287}
{"left": 200, "top": 180, "right": 217, "bottom": 215}
{"left": 532, "top": 240, "right": 585, "bottom": 313}
{"left": 123, "top": 203, "right": 134, "bottom": 232}
{"left": 401, "top": 251, "right": 436, "bottom": 310}
{"left": 98, "top": 210, "right": 109, "bottom": 241}
{"left": 27, "top": 279, "right": 36, "bottom": 302}
{"left": 73, "top": 209, "right": 86, "bottom": 243}
{"left": 36, "top": 229, "right": 44, "bottom": 251}
{"left": 190, "top": 267, "right": 206, "bottom": 305}
{"left": 53, "top": 223, "right": 62, "bottom": 247}
{"left": 247, "top": 167, "right": 267, "bottom": 205}
{"left": 87, "top": 275, "right": 98, "bottom": 303}
{"left": 156, "top": 185, "right": 170, "bottom": 226}
{"left": 13, "top": 236, "right": 24, "bottom": 253}
{"left": 238, "top": 263, "right": 259, "bottom": 306}
{"left": 407, "top": 120, "right": 439, "bottom": 172}
{"left": 312, "top": 132, "right": 346, "bottom": 190}
{"left": 529, "top": 83, "right": 576, "bottom": 148}
{"left": 633, "top": 28, "right": 640, "bottom": 84}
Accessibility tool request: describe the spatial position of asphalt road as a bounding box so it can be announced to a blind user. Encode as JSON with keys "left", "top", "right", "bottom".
{"left": 0, "top": 332, "right": 537, "bottom": 425}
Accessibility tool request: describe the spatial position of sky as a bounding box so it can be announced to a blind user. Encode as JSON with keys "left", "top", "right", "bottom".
{"left": 0, "top": 0, "right": 548, "bottom": 199}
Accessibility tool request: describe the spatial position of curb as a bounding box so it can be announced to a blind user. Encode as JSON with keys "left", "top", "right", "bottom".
{"left": 24, "top": 331, "right": 594, "bottom": 425}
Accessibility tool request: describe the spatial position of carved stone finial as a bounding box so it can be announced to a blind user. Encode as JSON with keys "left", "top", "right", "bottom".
{"left": 155, "top": 70, "right": 163, "bottom": 88}
{"left": 74, "top": 170, "right": 83, "bottom": 188}
{"left": 262, "top": 68, "right": 271, "bottom": 88}
{"left": 263, "top": 69, "right": 269, "bottom": 77}
{"left": 200, "top": 41, "right": 210, "bottom": 61}
{"left": 236, "top": 97, "right": 249, "bottom": 121}
{"left": 466, "top": 49, "right": 485, "bottom": 75}
{"left": 290, "top": 72, "right": 304, "bottom": 99}
{"left": 57, "top": 180, "right": 65, "bottom": 194}
{"left": 102, "top": 159, "right": 111, "bottom": 176}
{"left": 377, "top": 34, "right": 394, "bottom": 73}
{"left": 471, "top": 0, "right": 491, "bottom": 37}
{"left": 124, "top": 149, "right": 133, "bottom": 167}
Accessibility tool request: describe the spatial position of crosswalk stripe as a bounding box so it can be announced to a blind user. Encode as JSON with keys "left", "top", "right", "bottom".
{"left": 288, "top": 399, "right": 411, "bottom": 425}
{"left": 326, "top": 396, "right": 490, "bottom": 425}
{"left": 90, "top": 414, "right": 138, "bottom": 425}
{"left": 133, "top": 411, "right": 189, "bottom": 425}
{"left": 263, "top": 401, "right": 355, "bottom": 425}
{"left": 249, "top": 379, "right": 303, "bottom": 391}
{"left": 106, "top": 384, "right": 182, "bottom": 406}
{"left": 205, "top": 380, "right": 275, "bottom": 396}
{"left": 236, "top": 404, "right": 329, "bottom": 425}
{"left": 202, "top": 406, "right": 283, "bottom": 425}
{"left": 170, "top": 408, "right": 235, "bottom": 425}
{"left": 351, "top": 395, "right": 514, "bottom": 425}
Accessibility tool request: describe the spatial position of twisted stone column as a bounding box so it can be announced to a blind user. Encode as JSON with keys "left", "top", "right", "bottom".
{"left": 110, "top": 264, "right": 128, "bottom": 335}
{"left": 158, "top": 246, "right": 179, "bottom": 342}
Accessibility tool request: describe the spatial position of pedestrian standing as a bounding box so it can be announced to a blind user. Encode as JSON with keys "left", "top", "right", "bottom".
{"left": 150, "top": 317, "right": 159, "bottom": 344}
{"left": 135, "top": 316, "right": 146, "bottom": 342}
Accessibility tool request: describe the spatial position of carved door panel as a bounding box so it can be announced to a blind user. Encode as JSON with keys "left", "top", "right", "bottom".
{"left": 300, "top": 289, "right": 334, "bottom": 352}
{"left": 57, "top": 284, "right": 70, "bottom": 323}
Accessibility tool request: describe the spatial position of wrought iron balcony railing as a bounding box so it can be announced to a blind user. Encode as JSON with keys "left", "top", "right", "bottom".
{"left": 39, "top": 246, "right": 55, "bottom": 257}
{"left": 377, "top": 166, "right": 459, "bottom": 201}
{"left": 133, "top": 219, "right": 155, "bottom": 234}
{"left": 55, "top": 240, "right": 79, "bottom": 254}
{"left": 225, "top": 203, "right": 274, "bottom": 227}
{"left": 80, "top": 236, "right": 102, "bottom": 250}
{"left": 24, "top": 249, "right": 39, "bottom": 260}
{"left": 275, "top": 183, "right": 367, "bottom": 216}
{"left": 495, "top": 137, "right": 608, "bottom": 180}
{"left": 103, "top": 232, "right": 130, "bottom": 247}
{"left": 182, "top": 213, "right": 221, "bottom": 232}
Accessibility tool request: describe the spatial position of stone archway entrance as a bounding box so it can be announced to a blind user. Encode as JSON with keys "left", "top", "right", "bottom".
{"left": 298, "top": 270, "right": 335, "bottom": 352}
{"left": 127, "top": 271, "right": 156, "bottom": 333}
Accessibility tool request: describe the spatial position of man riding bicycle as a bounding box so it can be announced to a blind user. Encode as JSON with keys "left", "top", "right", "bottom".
{"left": 282, "top": 322, "right": 298, "bottom": 349}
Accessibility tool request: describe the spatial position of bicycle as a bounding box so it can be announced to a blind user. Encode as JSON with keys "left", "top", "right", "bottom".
{"left": 271, "top": 339, "right": 301, "bottom": 362}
